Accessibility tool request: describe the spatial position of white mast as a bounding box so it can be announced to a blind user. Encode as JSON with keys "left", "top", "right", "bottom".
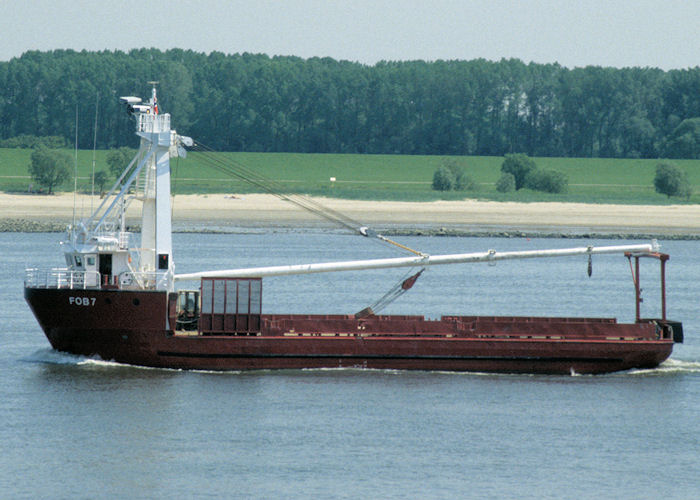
{"left": 138, "top": 81, "right": 173, "bottom": 280}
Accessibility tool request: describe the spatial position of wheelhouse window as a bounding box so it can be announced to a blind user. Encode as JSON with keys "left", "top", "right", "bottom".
{"left": 74, "top": 255, "right": 83, "bottom": 267}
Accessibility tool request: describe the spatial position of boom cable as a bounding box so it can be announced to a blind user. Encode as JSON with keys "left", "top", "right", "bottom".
{"left": 189, "top": 141, "right": 424, "bottom": 256}
{"left": 185, "top": 141, "right": 429, "bottom": 312}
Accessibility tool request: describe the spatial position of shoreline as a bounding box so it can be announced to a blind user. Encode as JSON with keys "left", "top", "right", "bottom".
{"left": 1, "top": 218, "right": 697, "bottom": 240}
{"left": 2, "top": 192, "right": 700, "bottom": 239}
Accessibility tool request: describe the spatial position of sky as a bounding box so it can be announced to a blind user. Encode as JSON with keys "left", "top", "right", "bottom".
{"left": 1, "top": 0, "right": 698, "bottom": 70}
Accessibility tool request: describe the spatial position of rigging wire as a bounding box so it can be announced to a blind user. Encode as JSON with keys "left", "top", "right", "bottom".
{"left": 191, "top": 142, "right": 365, "bottom": 232}
{"left": 190, "top": 141, "right": 424, "bottom": 256}
{"left": 72, "top": 105, "right": 78, "bottom": 228}
{"left": 356, "top": 268, "right": 426, "bottom": 318}
{"left": 187, "top": 141, "right": 429, "bottom": 311}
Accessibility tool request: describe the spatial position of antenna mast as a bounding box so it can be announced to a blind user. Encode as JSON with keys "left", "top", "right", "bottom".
{"left": 72, "top": 105, "right": 78, "bottom": 227}
{"left": 147, "top": 81, "right": 159, "bottom": 114}
{"left": 91, "top": 92, "right": 99, "bottom": 212}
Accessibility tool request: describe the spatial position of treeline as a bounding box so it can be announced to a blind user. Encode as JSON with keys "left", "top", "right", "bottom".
{"left": 1, "top": 48, "right": 699, "bottom": 158}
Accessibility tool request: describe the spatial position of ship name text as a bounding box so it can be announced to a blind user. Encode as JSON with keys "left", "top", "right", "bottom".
{"left": 69, "top": 296, "right": 96, "bottom": 306}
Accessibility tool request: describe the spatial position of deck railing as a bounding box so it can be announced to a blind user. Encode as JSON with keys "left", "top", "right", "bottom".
{"left": 137, "top": 113, "right": 170, "bottom": 133}
{"left": 24, "top": 268, "right": 97, "bottom": 289}
{"left": 25, "top": 268, "right": 171, "bottom": 291}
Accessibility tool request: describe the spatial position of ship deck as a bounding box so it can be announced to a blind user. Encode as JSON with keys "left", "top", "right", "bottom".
{"left": 172, "top": 312, "right": 669, "bottom": 343}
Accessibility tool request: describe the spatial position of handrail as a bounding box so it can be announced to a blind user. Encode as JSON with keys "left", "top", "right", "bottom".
{"left": 25, "top": 268, "right": 171, "bottom": 291}
{"left": 24, "top": 268, "right": 98, "bottom": 290}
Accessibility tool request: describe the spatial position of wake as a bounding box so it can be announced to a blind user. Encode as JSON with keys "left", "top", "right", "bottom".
{"left": 626, "top": 358, "right": 700, "bottom": 376}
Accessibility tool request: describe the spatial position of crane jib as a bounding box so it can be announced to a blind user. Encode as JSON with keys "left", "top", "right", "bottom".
{"left": 174, "top": 243, "right": 657, "bottom": 281}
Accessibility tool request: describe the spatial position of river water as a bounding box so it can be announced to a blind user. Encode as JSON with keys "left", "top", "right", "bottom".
{"left": 1, "top": 231, "right": 699, "bottom": 499}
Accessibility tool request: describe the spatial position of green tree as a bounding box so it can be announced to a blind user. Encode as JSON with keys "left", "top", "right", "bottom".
{"left": 663, "top": 118, "right": 700, "bottom": 159}
{"left": 93, "top": 170, "right": 109, "bottom": 193}
{"left": 501, "top": 153, "right": 536, "bottom": 190}
{"left": 106, "top": 147, "right": 136, "bottom": 179}
{"left": 621, "top": 116, "right": 657, "bottom": 159}
{"left": 1, "top": 49, "right": 698, "bottom": 158}
{"left": 28, "top": 147, "right": 71, "bottom": 194}
{"left": 654, "top": 162, "right": 692, "bottom": 198}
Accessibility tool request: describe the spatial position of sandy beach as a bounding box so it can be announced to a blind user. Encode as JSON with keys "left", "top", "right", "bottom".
{"left": 2, "top": 192, "right": 700, "bottom": 237}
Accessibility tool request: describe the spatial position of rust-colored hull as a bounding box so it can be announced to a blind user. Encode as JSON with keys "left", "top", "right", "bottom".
{"left": 24, "top": 287, "right": 674, "bottom": 375}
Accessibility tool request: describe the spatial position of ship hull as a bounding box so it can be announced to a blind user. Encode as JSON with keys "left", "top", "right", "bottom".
{"left": 23, "top": 88, "right": 678, "bottom": 376}
{"left": 24, "top": 287, "right": 676, "bottom": 375}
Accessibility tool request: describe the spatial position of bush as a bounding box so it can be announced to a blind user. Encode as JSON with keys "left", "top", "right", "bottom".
{"left": 495, "top": 173, "right": 516, "bottom": 193}
{"left": 501, "top": 153, "right": 536, "bottom": 190}
{"left": 447, "top": 161, "right": 475, "bottom": 190}
{"left": 432, "top": 160, "right": 475, "bottom": 192}
{"left": 524, "top": 169, "right": 568, "bottom": 194}
{"left": 452, "top": 170, "right": 476, "bottom": 191}
{"left": 432, "top": 166, "right": 455, "bottom": 191}
{"left": 654, "top": 162, "right": 692, "bottom": 198}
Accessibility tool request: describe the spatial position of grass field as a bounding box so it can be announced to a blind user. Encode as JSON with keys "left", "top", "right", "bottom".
{"left": 2, "top": 147, "right": 699, "bottom": 204}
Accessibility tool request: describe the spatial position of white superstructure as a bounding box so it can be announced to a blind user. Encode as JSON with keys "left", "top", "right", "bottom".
{"left": 39, "top": 83, "right": 192, "bottom": 292}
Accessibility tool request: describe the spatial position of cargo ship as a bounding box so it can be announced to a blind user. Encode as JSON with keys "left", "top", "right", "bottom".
{"left": 24, "top": 85, "right": 683, "bottom": 374}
